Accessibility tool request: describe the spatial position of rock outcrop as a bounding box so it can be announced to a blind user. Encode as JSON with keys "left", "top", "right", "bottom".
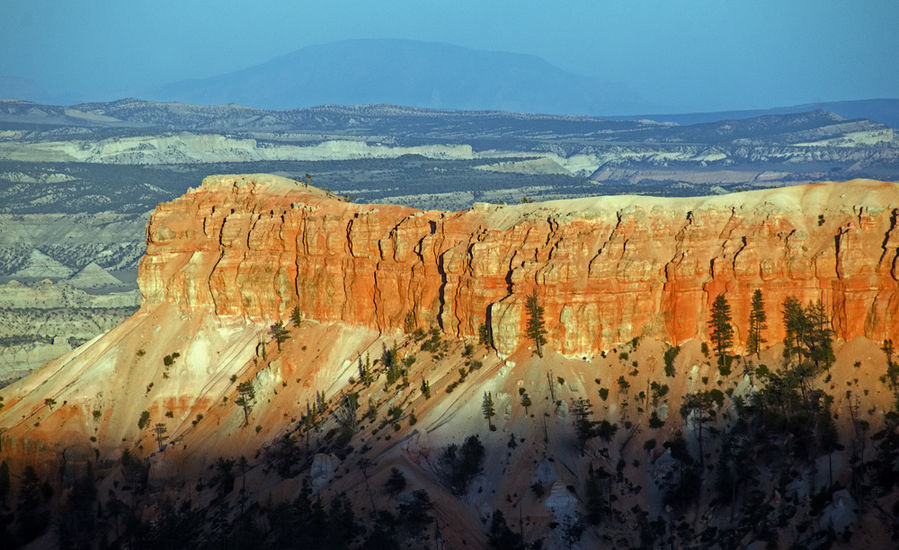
{"left": 140, "top": 174, "right": 899, "bottom": 356}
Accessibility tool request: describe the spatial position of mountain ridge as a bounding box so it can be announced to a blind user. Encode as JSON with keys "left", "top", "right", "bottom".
{"left": 154, "top": 38, "right": 645, "bottom": 115}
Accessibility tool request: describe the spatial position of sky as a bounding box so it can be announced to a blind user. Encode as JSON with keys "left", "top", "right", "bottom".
{"left": 1, "top": 0, "right": 897, "bottom": 113}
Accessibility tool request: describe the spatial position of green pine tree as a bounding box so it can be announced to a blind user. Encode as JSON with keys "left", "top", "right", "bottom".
{"left": 746, "top": 289, "right": 767, "bottom": 357}
{"left": 482, "top": 392, "right": 496, "bottom": 430}
{"left": 520, "top": 392, "right": 532, "bottom": 415}
{"left": 235, "top": 381, "right": 256, "bottom": 426}
{"left": 708, "top": 293, "right": 734, "bottom": 365}
{"left": 270, "top": 321, "right": 291, "bottom": 351}
{"left": 526, "top": 294, "right": 547, "bottom": 358}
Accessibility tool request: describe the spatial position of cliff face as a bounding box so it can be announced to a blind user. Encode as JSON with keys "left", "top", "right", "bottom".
{"left": 140, "top": 174, "right": 899, "bottom": 356}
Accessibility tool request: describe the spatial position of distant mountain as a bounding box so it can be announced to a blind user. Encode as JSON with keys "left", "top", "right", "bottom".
{"left": 154, "top": 39, "right": 646, "bottom": 116}
{"left": 0, "top": 76, "right": 53, "bottom": 103}
{"left": 614, "top": 98, "right": 899, "bottom": 129}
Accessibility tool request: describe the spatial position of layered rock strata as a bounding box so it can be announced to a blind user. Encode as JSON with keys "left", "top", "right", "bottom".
{"left": 140, "top": 174, "right": 899, "bottom": 356}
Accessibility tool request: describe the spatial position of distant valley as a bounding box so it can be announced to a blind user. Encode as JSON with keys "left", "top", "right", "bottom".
{"left": 0, "top": 97, "right": 898, "bottom": 379}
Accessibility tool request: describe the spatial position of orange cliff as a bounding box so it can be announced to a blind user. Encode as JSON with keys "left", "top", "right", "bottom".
{"left": 140, "top": 174, "right": 899, "bottom": 356}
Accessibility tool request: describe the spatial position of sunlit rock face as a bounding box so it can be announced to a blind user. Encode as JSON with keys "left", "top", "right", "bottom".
{"left": 140, "top": 174, "right": 899, "bottom": 356}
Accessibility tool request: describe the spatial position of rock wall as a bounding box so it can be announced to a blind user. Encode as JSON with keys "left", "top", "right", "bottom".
{"left": 139, "top": 174, "right": 899, "bottom": 356}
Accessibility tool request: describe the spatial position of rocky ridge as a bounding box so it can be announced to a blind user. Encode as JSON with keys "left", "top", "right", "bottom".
{"left": 141, "top": 174, "right": 899, "bottom": 356}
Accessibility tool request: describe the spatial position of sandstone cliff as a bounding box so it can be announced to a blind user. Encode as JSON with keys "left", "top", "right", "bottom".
{"left": 141, "top": 174, "right": 899, "bottom": 356}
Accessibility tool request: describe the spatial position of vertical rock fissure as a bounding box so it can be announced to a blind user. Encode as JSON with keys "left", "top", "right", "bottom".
{"left": 879, "top": 208, "right": 898, "bottom": 275}
{"left": 207, "top": 216, "right": 229, "bottom": 315}
{"left": 731, "top": 236, "right": 748, "bottom": 273}
{"left": 588, "top": 210, "right": 623, "bottom": 276}
{"left": 834, "top": 229, "right": 845, "bottom": 278}
{"left": 372, "top": 237, "right": 384, "bottom": 332}
{"left": 435, "top": 250, "right": 449, "bottom": 332}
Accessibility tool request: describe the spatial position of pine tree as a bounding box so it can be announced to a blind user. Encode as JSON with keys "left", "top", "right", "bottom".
{"left": 358, "top": 353, "right": 374, "bottom": 386}
{"left": 482, "top": 392, "right": 496, "bottom": 430}
{"left": 571, "top": 397, "right": 597, "bottom": 451}
{"left": 782, "top": 296, "right": 807, "bottom": 364}
{"left": 478, "top": 322, "right": 494, "bottom": 348}
{"left": 746, "top": 289, "right": 767, "bottom": 357}
{"left": 270, "top": 321, "right": 291, "bottom": 351}
{"left": 708, "top": 293, "right": 734, "bottom": 365}
{"left": 680, "top": 389, "right": 724, "bottom": 467}
{"left": 235, "top": 381, "right": 255, "bottom": 426}
{"left": 520, "top": 392, "right": 532, "bottom": 415}
{"left": 525, "top": 294, "right": 547, "bottom": 358}
{"left": 291, "top": 305, "right": 302, "bottom": 327}
{"left": 153, "top": 423, "right": 169, "bottom": 449}
{"left": 806, "top": 300, "right": 835, "bottom": 369}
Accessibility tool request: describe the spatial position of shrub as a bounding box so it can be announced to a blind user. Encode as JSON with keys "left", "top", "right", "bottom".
{"left": 663, "top": 345, "right": 680, "bottom": 377}
{"left": 596, "top": 420, "right": 618, "bottom": 441}
{"left": 440, "top": 435, "right": 485, "bottom": 494}
{"left": 385, "top": 467, "right": 407, "bottom": 496}
{"left": 137, "top": 411, "right": 150, "bottom": 430}
{"left": 718, "top": 356, "right": 733, "bottom": 377}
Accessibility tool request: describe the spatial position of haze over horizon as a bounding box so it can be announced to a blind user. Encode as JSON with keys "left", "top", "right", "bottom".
{"left": 1, "top": 0, "right": 898, "bottom": 115}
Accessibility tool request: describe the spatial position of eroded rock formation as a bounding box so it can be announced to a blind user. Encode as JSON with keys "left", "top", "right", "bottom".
{"left": 140, "top": 174, "right": 899, "bottom": 356}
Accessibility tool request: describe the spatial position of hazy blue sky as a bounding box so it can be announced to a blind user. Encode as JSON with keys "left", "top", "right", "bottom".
{"left": 1, "top": 0, "right": 897, "bottom": 112}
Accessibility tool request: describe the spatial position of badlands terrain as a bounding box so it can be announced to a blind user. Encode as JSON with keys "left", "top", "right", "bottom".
{"left": 0, "top": 174, "right": 897, "bottom": 548}
{"left": 2, "top": 99, "right": 899, "bottom": 380}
